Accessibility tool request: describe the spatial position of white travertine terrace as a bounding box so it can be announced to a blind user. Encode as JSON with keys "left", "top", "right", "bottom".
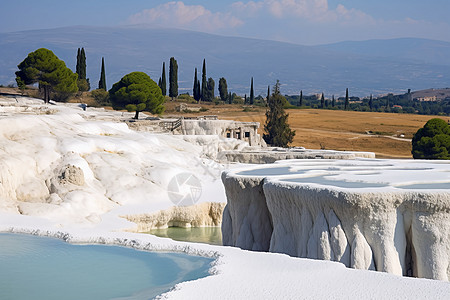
{"left": 222, "top": 159, "right": 450, "bottom": 280}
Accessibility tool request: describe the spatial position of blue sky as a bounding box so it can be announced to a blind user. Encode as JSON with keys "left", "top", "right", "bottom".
{"left": 2, "top": 0, "right": 449, "bottom": 45}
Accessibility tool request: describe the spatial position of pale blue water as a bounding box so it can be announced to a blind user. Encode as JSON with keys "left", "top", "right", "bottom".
{"left": 396, "top": 182, "right": 450, "bottom": 189}
{"left": 148, "top": 227, "right": 222, "bottom": 246}
{"left": 0, "top": 233, "right": 213, "bottom": 300}
{"left": 283, "top": 176, "right": 388, "bottom": 188}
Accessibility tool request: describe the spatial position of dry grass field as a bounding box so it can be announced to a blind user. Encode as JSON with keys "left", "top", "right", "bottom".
{"left": 164, "top": 101, "right": 448, "bottom": 158}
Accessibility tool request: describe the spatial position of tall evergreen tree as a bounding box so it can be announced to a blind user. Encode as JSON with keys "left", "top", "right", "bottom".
{"left": 228, "top": 92, "right": 232, "bottom": 104}
{"left": 332, "top": 95, "right": 335, "bottom": 107}
{"left": 244, "top": 94, "right": 247, "bottom": 104}
{"left": 344, "top": 88, "right": 349, "bottom": 110}
{"left": 218, "top": 77, "right": 228, "bottom": 101}
{"left": 98, "top": 57, "right": 106, "bottom": 90}
{"left": 250, "top": 77, "right": 254, "bottom": 105}
{"left": 193, "top": 68, "right": 201, "bottom": 102}
{"left": 263, "top": 80, "right": 295, "bottom": 147}
{"left": 267, "top": 85, "right": 270, "bottom": 105}
{"left": 169, "top": 57, "right": 178, "bottom": 100}
{"left": 158, "top": 77, "right": 162, "bottom": 91}
{"left": 76, "top": 48, "right": 81, "bottom": 77}
{"left": 80, "top": 48, "right": 86, "bottom": 80}
{"left": 76, "top": 47, "right": 89, "bottom": 91}
{"left": 160, "top": 62, "right": 167, "bottom": 96}
{"left": 299, "top": 90, "right": 303, "bottom": 106}
{"left": 201, "top": 59, "right": 207, "bottom": 101}
{"left": 204, "top": 77, "right": 215, "bottom": 101}
{"left": 320, "top": 93, "right": 325, "bottom": 108}
{"left": 369, "top": 94, "right": 373, "bottom": 110}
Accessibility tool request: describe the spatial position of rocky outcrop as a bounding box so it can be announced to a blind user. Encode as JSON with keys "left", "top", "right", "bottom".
{"left": 222, "top": 159, "right": 450, "bottom": 280}
{"left": 123, "top": 202, "right": 226, "bottom": 232}
{"left": 217, "top": 148, "right": 375, "bottom": 163}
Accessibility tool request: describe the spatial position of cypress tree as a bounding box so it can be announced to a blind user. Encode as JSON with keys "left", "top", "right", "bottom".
{"left": 299, "top": 90, "right": 303, "bottom": 106}
{"left": 267, "top": 85, "right": 270, "bottom": 106}
{"left": 196, "top": 78, "right": 200, "bottom": 101}
{"left": 344, "top": 88, "right": 349, "bottom": 110}
{"left": 332, "top": 95, "right": 335, "bottom": 107}
{"left": 161, "top": 62, "right": 167, "bottom": 96}
{"left": 169, "top": 57, "right": 178, "bottom": 100}
{"left": 244, "top": 94, "right": 247, "bottom": 104}
{"left": 320, "top": 93, "right": 325, "bottom": 109}
{"left": 218, "top": 77, "right": 228, "bottom": 102}
{"left": 386, "top": 94, "right": 391, "bottom": 112}
{"left": 76, "top": 48, "right": 89, "bottom": 91}
{"left": 369, "top": 94, "right": 373, "bottom": 110}
{"left": 76, "top": 48, "right": 81, "bottom": 78}
{"left": 193, "top": 68, "right": 201, "bottom": 102}
{"left": 228, "top": 92, "right": 232, "bottom": 104}
{"left": 201, "top": 59, "right": 207, "bottom": 101}
{"left": 80, "top": 48, "right": 86, "bottom": 80}
{"left": 98, "top": 57, "right": 106, "bottom": 90}
{"left": 158, "top": 77, "right": 162, "bottom": 91}
{"left": 263, "top": 80, "right": 295, "bottom": 147}
{"left": 207, "top": 77, "right": 215, "bottom": 101}
{"left": 250, "top": 77, "right": 254, "bottom": 105}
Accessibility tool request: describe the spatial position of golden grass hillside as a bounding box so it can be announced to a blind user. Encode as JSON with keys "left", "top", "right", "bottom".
{"left": 164, "top": 101, "right": 448, "bottom": 158}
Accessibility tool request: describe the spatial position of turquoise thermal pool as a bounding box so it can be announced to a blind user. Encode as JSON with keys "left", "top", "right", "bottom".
{"left": 0, "top": 233, "right": 213, "bottom": 300}
{"left": 148, "top": 227, "right": 223, "bottom": 246}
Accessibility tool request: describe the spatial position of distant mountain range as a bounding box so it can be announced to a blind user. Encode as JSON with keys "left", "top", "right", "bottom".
{"left": 0, "top": 26, "right": 449, "bottom": 97}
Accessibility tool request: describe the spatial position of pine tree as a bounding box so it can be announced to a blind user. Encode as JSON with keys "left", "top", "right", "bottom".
{"left": 201, "top": 59, "right": 207, "bottom": 101}
{"left": 109, "top": 72, "right": 165, "bottom": 119}
{"left": 263, "top": 80, "right": 295, "bottom": 147}
{"left": 320, "top": 93, "right": 325, "bottom": 109}
{"left": 16, "top": 48, "right": 78, "bottom": 103}
{"left": 344, "top": 88, "right": 349, "bottom": 110}
{"left": 98, "top": 57, "right": 106, "bottom": 90}
{"left": 250, "top": 77, "right": 254, "bottom": 105}
{"left": 160, "top": 62, "right": 166, "bottom": 96}
{"left": 169, "top": 57, "right": 178, "bottom": 100}
{"left": 299, "top": 90, "right": 303, "bottom": 106}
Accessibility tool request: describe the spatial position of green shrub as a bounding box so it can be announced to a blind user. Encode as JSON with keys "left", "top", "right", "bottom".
{"left": 412, "top": 118, "right": 450, "bottom": 159}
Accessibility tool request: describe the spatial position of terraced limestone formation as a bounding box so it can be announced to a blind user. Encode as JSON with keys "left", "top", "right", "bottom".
{"left": 222, "top": 159, "right": 450, "bottom": 280}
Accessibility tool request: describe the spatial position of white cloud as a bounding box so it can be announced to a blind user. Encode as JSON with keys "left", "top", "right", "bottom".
{"left": 127, "top": 1, "right": 243, "bottom": 31}
{"left": 231, "top": 0, "right": 372, "bottom": 23}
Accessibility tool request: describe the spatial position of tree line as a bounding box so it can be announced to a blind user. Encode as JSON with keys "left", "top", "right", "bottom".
{"left": 285, "top": 89, "right": 450, "bottom": 116}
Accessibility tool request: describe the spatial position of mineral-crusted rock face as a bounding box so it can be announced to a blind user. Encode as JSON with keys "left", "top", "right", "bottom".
{"left": 221, "top": 175, "right": 272, "bottom": 251}
{"left": 123, "top": 202, "right": 226, "bottom": 232}
{"left": 222, "top": 159, "right": 450, "bottom": 280}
